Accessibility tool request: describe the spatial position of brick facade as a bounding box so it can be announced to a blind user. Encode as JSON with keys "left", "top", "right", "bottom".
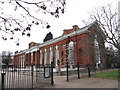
{"left": 13, "top": 22, "right": 106, "bottom": 68}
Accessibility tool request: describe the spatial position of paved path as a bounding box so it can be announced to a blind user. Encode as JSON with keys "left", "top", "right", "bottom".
{"left": 42, "top": 75, "right": 118, "bottom": 88}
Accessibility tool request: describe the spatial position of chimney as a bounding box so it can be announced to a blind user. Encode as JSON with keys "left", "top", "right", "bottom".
{"left": 72, "top": 25, "right": 79, "bottom": 31}
{"left": 63, "top": 25, "right": 79, "bottom": 35}
{"left": 29, "top": 43, "right": 31, "bottom": 49}
{"left": 15, "top": 51, "right": 18, "bottom": 54}
{"left": 29, "top": 42, "right": 39, "bottom": 48}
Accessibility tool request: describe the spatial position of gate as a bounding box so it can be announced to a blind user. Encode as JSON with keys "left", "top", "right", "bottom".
{"left": 0, "top": 63, "right": 54, "bottom": 89}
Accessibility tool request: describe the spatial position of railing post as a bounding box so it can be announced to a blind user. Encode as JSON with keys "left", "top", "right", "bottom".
{"left": 78, "top": 62, "right": 80, "bottom": 79}
{"left": 51, "top": 62, "right": 54, "bottom": 85}
{"left": 87, "top": 65, "right": 91, "bottom": 77}
{"left": 36, "top": 64, "right": 37, "bottom": 82}
{"left": 94, "top": 67, "right": 96, "bottom": 74}
{"left": 66, "top": 61, "right": 69, "bottom": 82}
{"left": 31, "top": 64, "right": 33, "bottom": 89}
{"left": 1, "top": 73, "right": 5, "bottom": 90}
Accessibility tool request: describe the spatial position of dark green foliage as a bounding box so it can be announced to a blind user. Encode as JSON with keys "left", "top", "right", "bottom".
{"left": 2, "top": 51, "right": 12, "bottom": 66}
{"left": 43, "top": 32, "right": 53, "bottom": 42}
{"left": 105, "top": 47, "right": 118, "bottom": 68}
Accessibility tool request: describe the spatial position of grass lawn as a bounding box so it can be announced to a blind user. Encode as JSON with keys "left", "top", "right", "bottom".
{"left": 92, "top": 70, "right": 120, "bottom": 80}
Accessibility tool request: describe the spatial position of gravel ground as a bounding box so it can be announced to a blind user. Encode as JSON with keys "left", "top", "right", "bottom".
{"left": 42, "top": 75, "right": 118, "bottom": 88}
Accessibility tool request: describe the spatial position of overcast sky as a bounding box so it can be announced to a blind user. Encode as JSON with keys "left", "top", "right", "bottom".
{"left": 0, "top": 0, "right": 119, "bottom": 54}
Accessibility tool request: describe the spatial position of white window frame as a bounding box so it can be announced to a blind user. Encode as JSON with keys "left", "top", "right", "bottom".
{"left": 40, "top": 50, "right": 42, "bottom": 65}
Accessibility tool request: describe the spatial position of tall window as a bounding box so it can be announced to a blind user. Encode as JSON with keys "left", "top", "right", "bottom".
{"left": 94, "top": 37, "right": 101, "bottom": 68}
{"left": 40, "top": 50, "right": 42, "bottom": 65}
{"left": 55, "top": 46, "right": 59, "bottom": 66}
{"left": 50, "top": 47, "right": 53, "bottom": 64}
{"left": 44, "top": 49, "right": 47, "bottom": 65}
{"left": 68, "top": 41, "right": 74, "bottom": 65}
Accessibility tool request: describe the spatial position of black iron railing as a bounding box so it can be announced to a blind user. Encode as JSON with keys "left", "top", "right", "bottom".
{"left": 0, "top": 64, "right": 54, "bottom": 89}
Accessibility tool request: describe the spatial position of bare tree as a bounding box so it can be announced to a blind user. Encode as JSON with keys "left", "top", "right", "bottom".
{"left": 83, "top": 4, "right": 119, "bottom": 50}
{"left": 2, "top": 51, "right": 13, "bottom": 66}
{"left": 83, "top": 3, "right": 120, "bottom": 66}
{"left": 0, "top": 0, "right": 66, "bottom": 45}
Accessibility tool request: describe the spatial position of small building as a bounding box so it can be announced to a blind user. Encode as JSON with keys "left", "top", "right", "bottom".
{"left": 13, "top": 22, "right": 106, "bottom": 68}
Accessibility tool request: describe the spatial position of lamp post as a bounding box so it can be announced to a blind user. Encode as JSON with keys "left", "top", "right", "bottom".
{"left": 66, "top": 36, "right": 72, "bottom": 67}
{"left": 75, "top": 34, "right": 79, "bottom": 65}
{"left": 75, "top": 34, "right": 80, "bottom": 79}
{"left": 66, "top": 36, "right": 72, "bottom": 81}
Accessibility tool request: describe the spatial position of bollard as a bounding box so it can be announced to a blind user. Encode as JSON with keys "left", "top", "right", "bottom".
{"left": 51, "top": 62, "right": 54, "bottom": 85}
{"left": 78, "top": 62, "right": 80, "bottom": 79}
{"left": 87, "top": 65, "right": 91, "bottom": 77}
{"left": 66, "top": 61, "right": 69, "bottom": 82}
{"left": 31, "top": 65, "right": 33, "bottom": 89}
{"left": 1, "top": 73, "right": 5, "bottom": 90}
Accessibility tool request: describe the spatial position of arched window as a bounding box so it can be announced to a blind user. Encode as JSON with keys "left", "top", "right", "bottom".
{"left": 50, "top": 47, "right": 53, "bottom": 64}
{"left": 55, "top": 45, "right": 59, "bottom": 66}
{"left": 40, "top": 50, "right": 42, "bottom": 65}
{"left": 44, "top": 49, "right": 47, "bottom": 65}
{"left": 94, "top": 38, "right": 101, "bottom": 68}
{"left": 68, "top": 41, "right": 74, "bottom": 66}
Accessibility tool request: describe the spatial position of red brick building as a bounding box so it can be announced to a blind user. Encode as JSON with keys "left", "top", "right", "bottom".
{"left": 13, "top": 22, "right": 106, "bottom": 68}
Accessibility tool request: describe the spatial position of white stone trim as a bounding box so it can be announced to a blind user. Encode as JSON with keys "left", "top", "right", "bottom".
{"left": 25, "top": 51, "right": 30, "bottom": 54}
{"left": 40, "top": 50, "right": 42, "bottom": 53}
{"left": 45, "top": 49, "right": 46, "bottom": 52}
{"left": 50, "top": 49, "right": 53, "bottom": 63}
{"left": 40, "top": 52, "right": 42, "bottom": 64}
{"left": 50, "top": 47, "right": 52, "bottom": 51}
{"left": 55, "top": 49, "right": 59, "bottom": 66}
{"left": 56, "top": 45, "right": 58, "bottom": 49}
{"left": 30, "top": 48, "right": 37, "bottom": 53}
{"left": 44, "top": 52, "right": 47, "bottom": 65}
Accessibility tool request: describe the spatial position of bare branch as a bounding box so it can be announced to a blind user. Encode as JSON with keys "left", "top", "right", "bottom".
{"left": 0, "top": 0, "right": 66, "bottom": 44}
{"left": 83, "top": 3, "right": 119, "bottom": 50}
{"left": 16, "top": 0, "right": 48, "bottom": 4}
